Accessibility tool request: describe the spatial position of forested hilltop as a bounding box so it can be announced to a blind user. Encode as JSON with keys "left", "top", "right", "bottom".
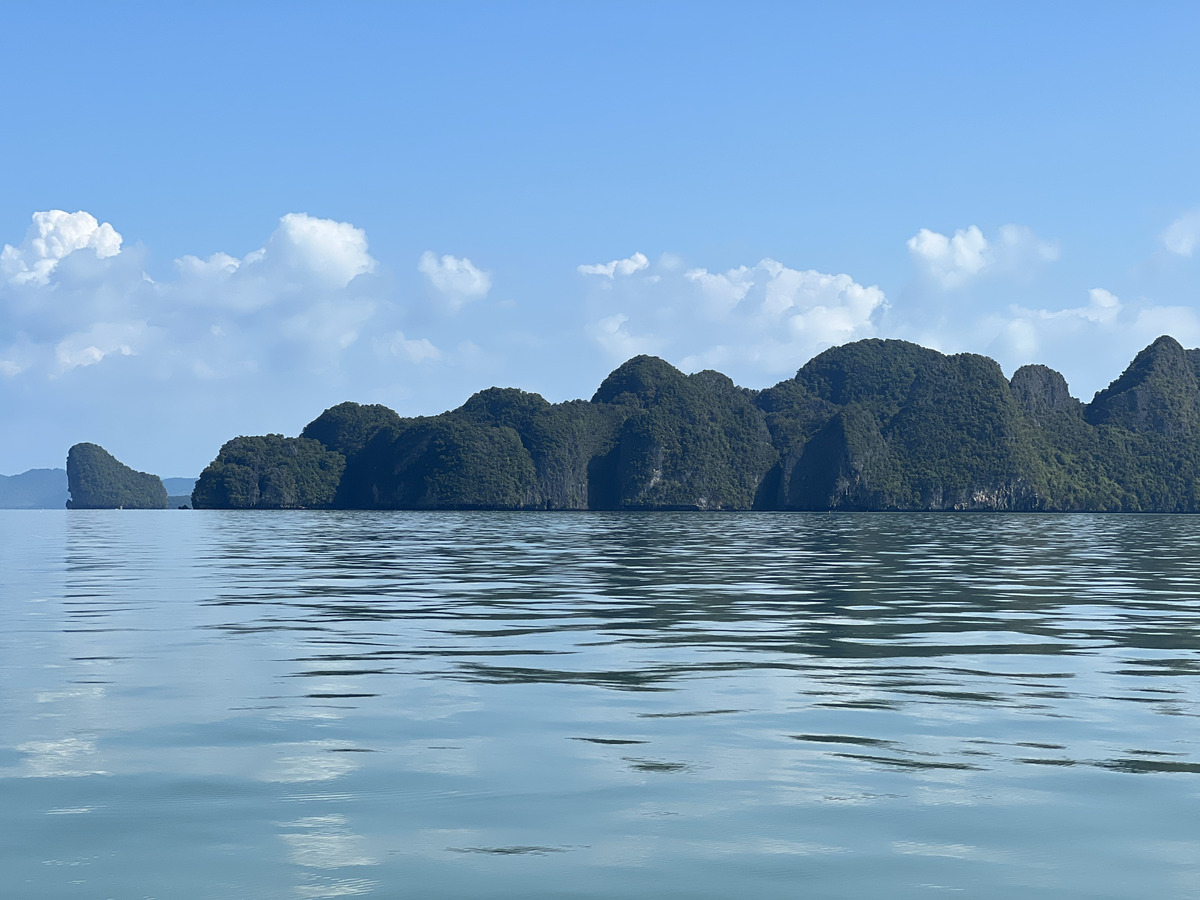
{"left": 67, "top": 443, "right": 168, "bottom": 509}
{"left": 192, "top": 335, "right": 1200, "bottom": 512}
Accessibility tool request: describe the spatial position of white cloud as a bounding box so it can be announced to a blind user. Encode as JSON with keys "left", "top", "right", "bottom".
{"left": 1163, "top": 210, "right": 1200, "bottom": 257}
{"left": 1083, "top": 287, "right": 1121, "bottom": 323}
{"left": 578, "top": 252, "right": 649, "bottom": 278}
{"left": 175, "top": 251, "right": 240, "bottom": 280}
{"left": 759, "top": 260, "right": 886, "bottom": 331}
{"left": 588, "top": 255, "right": 885, "bottom": 378}
{"left": 279, "top": 297, "right": 378, "bottom": 353}
{"left": 994, "top": 224, "right": 1061, "bottom": 271}
{"left": 589, "top": 313, "right": 660, "bottom": 359}
{"left": 907, "top": 225, "right": 988, "bottom": 288}
{"left": 1, "top": 208, "right": 469, "bottom": 476}
{"left": 173, "top": 213, "right": 378, "bottom": 313}
{"left": 985, "top": 287, "right": 1124, "bottom": 359}
{"left": 1, "top": 210, "right": 122, "bottom": 286}
{"left": 267, "top": 213, "right": 375, "bottom": 288}
{"left": 1130, "top": 304, "right": 1200, "bottom": 346}
{"left": 381, "top": 330, "right": 441, "bottom": 363}
{"left": 901, "top": 284, "right": 1199, "bottom": 404}
{"left": 418, "top": 251, "right": 491, "bottom": 309}
{"left": 907, "top": 223, "right": 1057, "bottom": 288}
{"left": 53, "top": 321, "right": 147, "bottom": 373}
{"left": 685, "top": 265, "right": 754, "bottom": 315}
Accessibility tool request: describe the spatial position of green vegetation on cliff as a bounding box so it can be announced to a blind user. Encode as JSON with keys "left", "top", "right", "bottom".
{"left": 191, "top": 435, "right": 344, "bottom": 509}
{"left": 191, "top": 335, "right": 1200, "bottom": 512}
{"left": 300, "top": 402, "right": 407, "bottom": 459}
{"left": 592, "top": 359, "right": 777, "bottom": 509}
{"left": 66, "top": 444, "right": 168, "bottom": 509}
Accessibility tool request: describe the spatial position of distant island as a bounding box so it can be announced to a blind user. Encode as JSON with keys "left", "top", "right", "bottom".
{"left": 66, "top": 443, "right": 168, "bottom": 509}
{"left": 4, "top": 454, "right": 193, "bottom": 510}
{"left": 171, "top": 335, "right": 1200, "bottom": 513}
{"left": 0, "top": 468, "right": 69, "bottom": 509}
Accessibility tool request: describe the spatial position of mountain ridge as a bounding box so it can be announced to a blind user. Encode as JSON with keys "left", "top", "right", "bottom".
{"left": 183, "top": 335, "right": 1200, "bottom": 513}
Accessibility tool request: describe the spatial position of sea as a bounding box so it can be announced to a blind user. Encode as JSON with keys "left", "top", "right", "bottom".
{"left": 1, "top": 510, "right": 1198, "bottom": 898}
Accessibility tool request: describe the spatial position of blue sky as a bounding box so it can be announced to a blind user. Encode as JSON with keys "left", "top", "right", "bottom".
{"left": 3, "top": 2, "right": 1200, "bottom": 477}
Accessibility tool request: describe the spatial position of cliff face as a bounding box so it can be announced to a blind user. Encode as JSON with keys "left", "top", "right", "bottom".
{"left": 192, "top": 335, "right": 1200, "bottom": 512}
{"left": 777, "top": 350, "right": 1041, "bottom": 510}
{"left": 1086, "top": 336, "right": 1200, "bottom": 437}
{"left": 1010, "top": 364, "right": 1078, "bottom": 424}
{"left": 66, "top": 444, "right": 168, "bottom": 509}
{"left": 593, "top": 361, "right": 776, "bottom": 510}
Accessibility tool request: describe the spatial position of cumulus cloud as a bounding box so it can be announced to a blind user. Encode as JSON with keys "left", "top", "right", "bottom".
{"left": 578, "top": 252, "right": 649, "bottom": 278}
{"left": 1082, "top": 287, "right": 1122, "bottom": 323}
{"left": 1, "top": 210, "right": 122, "bottom": 286}
{"left": 418, "top": 251, "right": 491, "bottom": 309}
{"left": 54, "top": 321, "right": 148, "bottom": 373}
{"left": 173, "top": 213, "right": 378, "bottom": 313}
{"left": 264, "top": 213, "right": 375, "bottom": 288}
{"left": 907, "top": 223, "right": 1058, "bottom": 288}
{"left": 685, "top": 265, "right": 754, "bottom": 315}
{"left": 589, "top": 313, "right": 661, "bottom": 359}
{"left": 1163, "top": 210, "right": 1200, "bottom": 257}
{"left": 1129, "top": 304, "right": 1200, "bottom": 347}
{"left": 989, "top": 287, "right": 1124, "bottom": 357}
{"left": 380, "top": 330, "right": 441, "bottom": 363}
{"left": 588, "top": 255, "right": 885, "bottom": 379}
{"left": 0, "top": 210, "right": 448, "bottom": 474}
{"left": 907, "top": 226, "right": 988, "bottom": 289}
{"left": 682, "top": 259, "right": 885, "bottom": 342}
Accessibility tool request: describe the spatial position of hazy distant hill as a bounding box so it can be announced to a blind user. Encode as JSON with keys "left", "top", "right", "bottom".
{"left": 162, "top": 477, "right": 197, "bottom": 496}
{"left": 161, "top": 477, "right": 197, "bottom": 508}
{"left": 0, "top": 468, "right": 69, "bottom": 508}
{"left": 192, "top": 335, "right": 1200, "bottom": 512}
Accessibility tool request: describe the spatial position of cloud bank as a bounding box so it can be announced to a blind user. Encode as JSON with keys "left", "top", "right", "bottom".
{"left": 0, "top": 210, "right": 446, "bottom": 475}
{"left": 582, "top": 254, "right": 886, "bottom": 379}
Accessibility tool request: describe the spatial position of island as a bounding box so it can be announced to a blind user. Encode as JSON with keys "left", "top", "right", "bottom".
{"left": 186, "top": 335, "right": 1200, "bottom": 512}
{"left": 0, "top": 468, "right": 68, "bottom": 509}
{"left": 66, "top": 443, "right": 169, "bottom": 509}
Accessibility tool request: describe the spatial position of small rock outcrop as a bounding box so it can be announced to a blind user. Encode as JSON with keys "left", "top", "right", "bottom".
{"left": 1010, "top": 364, "right": 1078, "bottom": 424}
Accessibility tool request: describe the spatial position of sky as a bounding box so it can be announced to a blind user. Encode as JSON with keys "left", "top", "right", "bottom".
{"left": 3, "top": 2, "right": 1200, "bottom": 478}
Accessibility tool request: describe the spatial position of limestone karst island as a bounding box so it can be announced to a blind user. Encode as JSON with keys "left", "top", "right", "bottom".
{"left": 61, "top": 335, "right": 1200, "bottom": 513}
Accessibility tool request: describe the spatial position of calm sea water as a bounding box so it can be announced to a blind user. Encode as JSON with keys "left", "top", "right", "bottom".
{"left": 1, "top": 510, "right": 1198, "bottom": 899}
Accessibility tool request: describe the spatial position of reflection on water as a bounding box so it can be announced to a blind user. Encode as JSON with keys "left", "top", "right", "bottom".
{"left": 1, "top": 510, "right": 1199, "bottom": 898}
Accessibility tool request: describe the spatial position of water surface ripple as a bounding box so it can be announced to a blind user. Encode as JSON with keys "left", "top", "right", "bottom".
{"left": 2, "top": 511, "right": 1198, "bottom": 898}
